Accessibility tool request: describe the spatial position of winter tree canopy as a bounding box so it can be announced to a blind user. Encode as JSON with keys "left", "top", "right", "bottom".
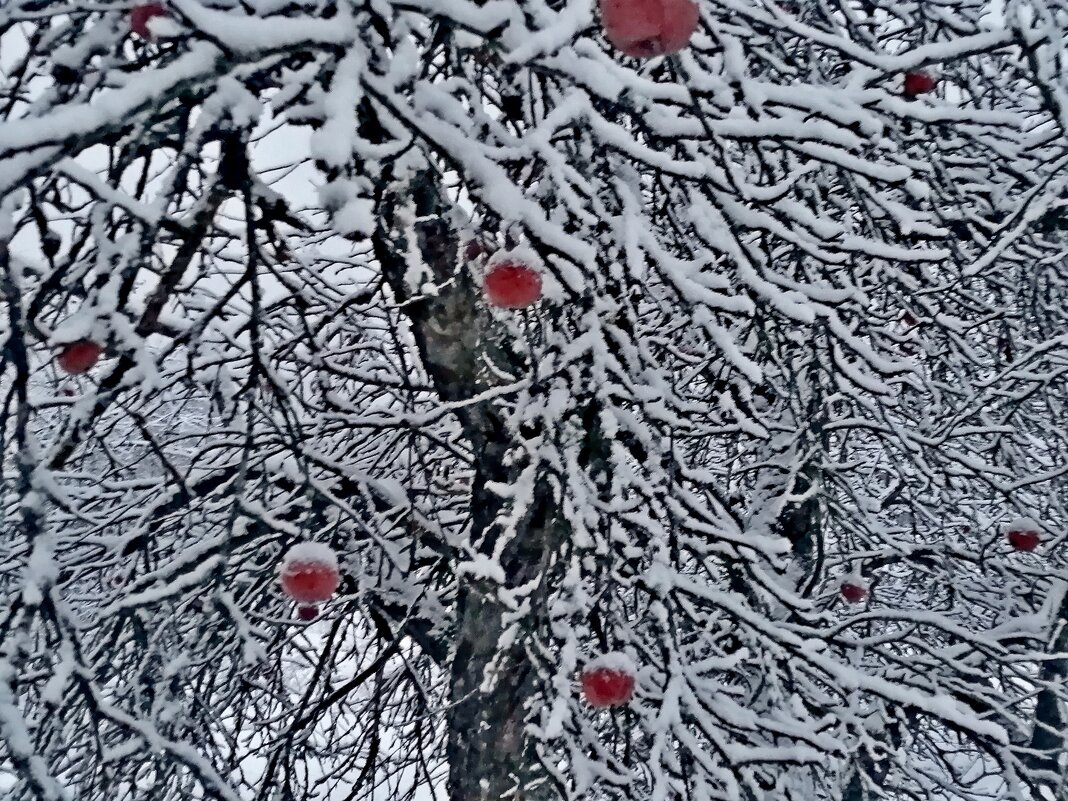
{"left": 1, "top": 1, "right": 1067, "bottom": 800}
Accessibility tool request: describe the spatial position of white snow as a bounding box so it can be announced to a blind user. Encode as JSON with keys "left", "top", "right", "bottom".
{"left": 584, "top": 650, "right": 636, "bottom": 675}
{"left": 1003, "top": 516, "right": 1041, "bottom": 533}
{"left": 281, "top": 541, "right": 339, "bottom": 570}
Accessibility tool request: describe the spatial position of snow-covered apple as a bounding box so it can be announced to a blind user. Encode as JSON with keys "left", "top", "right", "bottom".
{"left": 903, "top": 71, "right": 937, "bottom": 97}
{"left": 130, "top": 3, "right": 168, "bottom": 39}
{"left": 581, "top": 653, "right": 637, "bottom": 707}
{"left": 599, "top": 0, "right": 700, "bottom": 58}
{"left": 840, "top": 581, "right": 868, "bottom": 603}
{"left": 484, "top": 261, "right": 543, "bottom": 309}
{"left": 1005, "top": 517, "right": 1041, "bottom": 552}
{"left": 57, "top": 340, "right": 103, "bottom": 375}
{"left": 280, "top": 542, "right": 340, "bottom": 604}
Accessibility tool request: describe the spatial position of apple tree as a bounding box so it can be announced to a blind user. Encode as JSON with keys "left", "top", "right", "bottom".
{"left": 1, "top": 1, "right": 1067, "bottom": 801}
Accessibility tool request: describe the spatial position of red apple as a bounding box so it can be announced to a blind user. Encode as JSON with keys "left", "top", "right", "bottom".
{"left": 1007, "top": 529, "right": 1041, "bottom": 552}
{"left": 130, "top": 3, "right": 168, "bottom": 39}
{"left": 582, "top": 667, "right": 635, "bottom": 707}
{"left": 1004, "top": 517, "right": 1041, "bottom": 552}
{"left": 296, "top": 604, "right": 319, "bottom": 621}
{"left": 1007, "top": 530, "right": 1040, "bottom": 551}
{"left": 840, "top": 581, "right": 868, "bottom": 604}
{"left": 599, "top": 0, "right": 699, "bottom": 58}
{"left": 484, "top": 261, "right": 543, "bottom": 309}
{"left": 57, "top": 340, "right": 103, "bottom": 375}
{"left": 903, "top": 71, "right": 937, "bottom": 98}
{"left": 280, "top": 543, "right": 340, "bottom": 604}
{"left": 581, "top": 654, "right": 637, "bottom": 707}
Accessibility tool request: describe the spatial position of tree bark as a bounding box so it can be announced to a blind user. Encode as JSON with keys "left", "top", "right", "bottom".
{"left": 374, "top": 172, "right": 554, "bottom": 801}
{"left": 1024, "top": 584, "right": 1068, "bottom": 794}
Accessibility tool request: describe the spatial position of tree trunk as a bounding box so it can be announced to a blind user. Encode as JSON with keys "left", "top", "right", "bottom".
{"left": 1024, "top": 584, "right": 1068, "bottom": 795}
{"left": 374, "top": 172, "right": 554, "bottom": 801}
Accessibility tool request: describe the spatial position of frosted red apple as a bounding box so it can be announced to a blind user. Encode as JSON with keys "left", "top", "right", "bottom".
{"left": 599, "top": 0, "right": 699, "bottom": 58}
{"left": 130, "top": 3, "right": 168, "bottom": 39}
{"left": 582, "top": 668, "right": 636, "bottom": 707}
{"left": 1007, "top": 530, "right": 1040, "bottom": 552}
{"left": 1005, "top": 517, "right": 1041, "bottom": 552}
{"left": 840, "top": 581, "right": 868, "bottom": 604}
{"left": 581, "top": 653, "right": 636, "bottom": 707}
{"left": 903, "top": 72, "right": 937, "bottom": 98}
{"left": 484, "top": 261, "right": 542, "bottom": 309}
{"left": 57, "top": 340, "right": 103, "bottom": 375}
{"left": 280, "top": 542, "right": 340, "bottom": 604}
